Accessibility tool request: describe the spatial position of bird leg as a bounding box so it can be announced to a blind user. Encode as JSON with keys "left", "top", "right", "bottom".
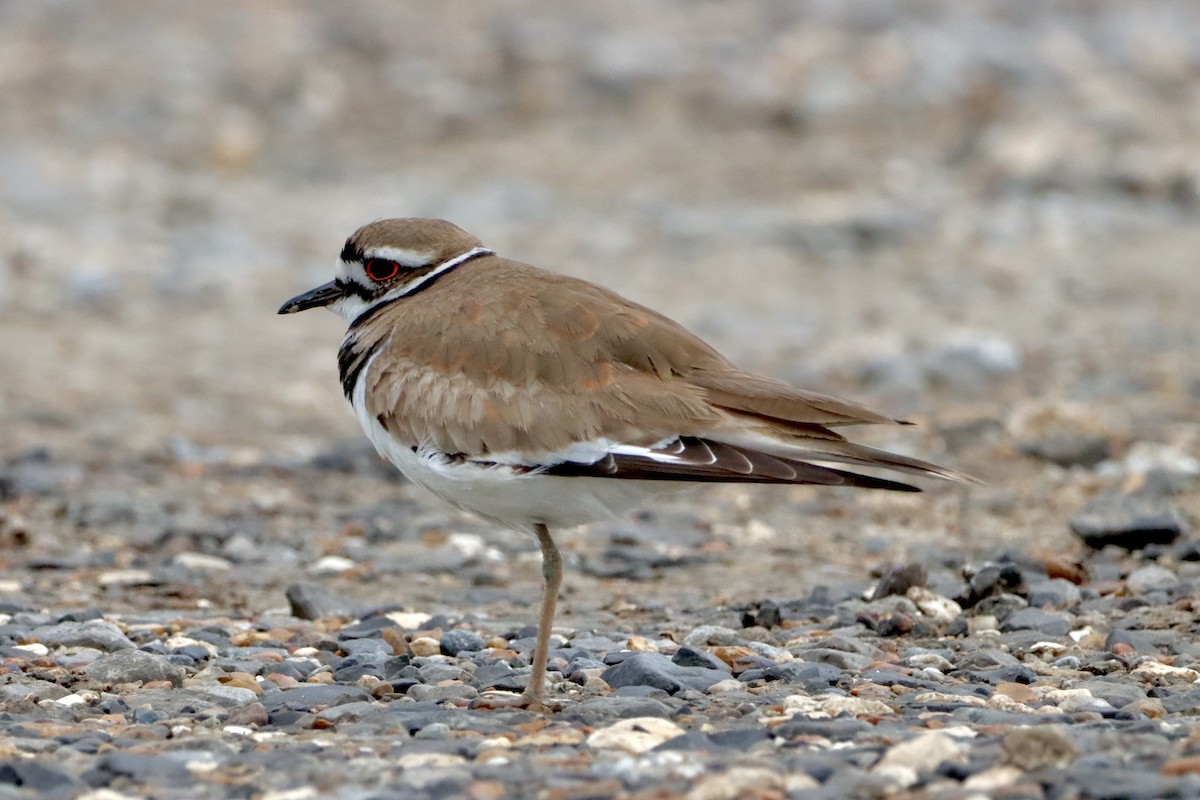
{"left": 525, "top": 522, "right": 562, "bottom": 706}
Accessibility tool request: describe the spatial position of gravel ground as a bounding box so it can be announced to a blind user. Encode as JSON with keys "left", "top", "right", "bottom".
{"left": 1, "top": 2, "right": 1199, "bottom": 798}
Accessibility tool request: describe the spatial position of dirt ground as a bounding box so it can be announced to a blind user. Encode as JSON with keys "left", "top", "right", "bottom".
{"left": 0, "top": 1, "right": 1197, "bottom": 631}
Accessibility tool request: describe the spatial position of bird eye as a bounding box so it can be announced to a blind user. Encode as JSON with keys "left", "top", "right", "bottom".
{"left": 364, "top": 258, "right": 401, "bottom": 282}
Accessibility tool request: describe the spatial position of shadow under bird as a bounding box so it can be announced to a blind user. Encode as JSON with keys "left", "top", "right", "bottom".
{"left": 279, "top": 217, "right": 974, "bottom": 709}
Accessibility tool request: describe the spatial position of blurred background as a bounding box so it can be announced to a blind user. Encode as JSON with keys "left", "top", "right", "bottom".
{"left": 0, "top": 2, "right": 1196, "bottom": 611}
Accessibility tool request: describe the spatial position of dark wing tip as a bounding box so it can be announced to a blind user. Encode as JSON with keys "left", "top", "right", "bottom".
{"left": 545, "top": 437, "right": 924, "bottom": 492}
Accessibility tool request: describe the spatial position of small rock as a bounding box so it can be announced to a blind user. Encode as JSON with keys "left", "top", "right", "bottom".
{"left": 585, "top": 716, "right": 685, "bottom": 753}
{"left": 286, "top": 583, "right": 366, "bottom": 620}
{"left": 682, "top": 625, "right": 743, "bottom": 647}
{"left": 687, "top": 765, "right": 786, "bottom": 800}
{"left": 907, "top": 586, "right": 963, "bottom": 622}
{"left": 84, "top": 650, "right": 184, "bottom": 687}
{"left": 961, "top": 562, "right": 1028, "bottom": 607}
{"left": 224, "top": 702, "right": 269, "bottom": 727}
{"left": 872, "top": 562, "right": 927, "bottom": 599}
{"left": 1126, "top": 565, "right": 1180, "bottom": 594}
{"left": 557, "top": 696, "right": 673, "bottom": 725}
{"left": 1001, "top": 607, "right": 1072, "bottom": 636}
{"left": 33, "top": 620, "right": 134, "bottom": 651}
{"left": 439, "top": 629, "right": 486, "bottom": 656}
{"left": 1020, "top": 435, "right": 1111, "bottom": 468}
{"left": 259, "top": 684, "right": 371, "bottom": 712}
{"left": 1001, "top": 726, "right": 1079, "bottom": 770}
{"left": 873, "top": 730, "right": 968, "bottom": 787}
{"left": 1070, "top": 493, "right": 1186, "bottom": 550}
{"left": 671, "top": 646, "right": 730, "bottom": 672}
{"left": 0, "top": 760, "right": 83, "bottom": 792}
{"left": 601, "top": 652, "right": 727, "bottom": 694}
{"left": 409, "top": 637, "right": 441, "bottom": 657}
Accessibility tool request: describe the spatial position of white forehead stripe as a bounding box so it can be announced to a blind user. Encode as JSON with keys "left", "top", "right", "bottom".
{"left": 357, "top": 246, "right": 438, "bottom": 267}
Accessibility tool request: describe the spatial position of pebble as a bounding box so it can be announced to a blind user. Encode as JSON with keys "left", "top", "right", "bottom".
{"left": 1125, "top": 565, "right": 1180, "bottom": 594}
{"left": 285, "top": 582, "right": 367, "bottom": 620}
{"left": 1070, "top": 493, "right": 1186, "bottom": 550}
{"left": 600, "top": 652, "right": 728, "bottom": 694}
{"left": 33, "top": 620, "right": 135, "bottom": 651}
{"left": 585, "top": 717, "right": 685, "bottom": 753}
{"left": 83, "top": 650, "right": 185, "bottom": 687}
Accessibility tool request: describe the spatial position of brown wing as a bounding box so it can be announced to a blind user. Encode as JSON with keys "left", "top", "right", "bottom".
{"left": 357, "top": 257, "right": 727, "bottom": 456}
{"left": 355, "top": 255, "right": 970, "bottom": 485}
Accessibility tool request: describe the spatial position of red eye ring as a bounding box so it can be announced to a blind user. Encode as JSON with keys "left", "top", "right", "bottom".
{"left": 364, "top": 258, "right": 401, "bottom": 282}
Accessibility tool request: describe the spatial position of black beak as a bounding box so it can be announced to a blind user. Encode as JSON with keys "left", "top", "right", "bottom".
{"left": 278, "top": 281, "right": 343, "bottom": 314}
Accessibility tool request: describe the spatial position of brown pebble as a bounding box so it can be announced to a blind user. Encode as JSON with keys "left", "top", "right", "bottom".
{"left": 1162, "top": 755, "right": 1200, "bottom": 775}
{"left": 1111, "top": 642, "right": 1135, "bottom": 656}
{"left": 224, "top": 702, "right": 269, "bottom": 727}
{"left": 219, "top": 672, "right": 262, "bottom": 694}
{"left": 994, "top": 682, "right": 1034, "bottom": 703}
{"left": 1002, "top": 726, "right": 1079, "bottom": 770}
{"left": 1123, "top": 698, "right": 1167, "bottom": 719}
{"left": 306, "top": 671, "right": 334, "bottom": 685}
{"left": 265, "top": 673, "right": 300, "bottom": 688}
{"left": 711, "top": 646, "right": 757, "bottom": 670}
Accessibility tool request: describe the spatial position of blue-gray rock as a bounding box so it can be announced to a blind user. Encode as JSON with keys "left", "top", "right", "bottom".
{"left": 793, "top": 648, "right": 870, "bottom": 672}
{"left": 440, "top": 629, "right": 486, "bottom": 656}
{"left": 85, "top": 751, "right": 191, "bottom": 784}
{"left": 259, "top": 684, "right": 371, "bottom": 712}
{"left": 1001, "top": 607, "right": 1073, "bottom": 636}
{"left": 1070, "top": 493, "right": 1186, "bottom": 550}
{"left": 0, "top": 760, "right": 83, "bottom": 792}
{"left": 286, "top": 582, "right": 367, "bottom": 620}
{"left": 34, "top": 620, "right": 134, "bottom": 651}
{"left": 1106, "top": 629, "right": 1178, "bottom": 654}
{"left": 601, "top": 652, "right": 727, "bottom": 694}
{"left": 671, "top": 646, "right": 731, "bottom": 672}
{"left": 1126, "top": 565, "right": 1180, "bottom": 594}
{"left": 556, "top": 696, "right": 675, "bottom": 725}
{"left": 1027, "top": 578, "right": 1082, "bottom": 609}
{"left": 1020, "top": 435, "right": 1111, "bottom": 468}
{"left": 871, "top": 562, "right": 927, "bottom": 599}
{"left": 84, "top": 650, "right": 184, "bottom": 687}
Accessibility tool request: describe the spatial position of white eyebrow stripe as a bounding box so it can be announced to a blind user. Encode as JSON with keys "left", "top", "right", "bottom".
{"left": 360, "top": 246, "right": 438, "bottom": 267}
{"left": 386, "top": 247, "right": 494, "bottom": 299}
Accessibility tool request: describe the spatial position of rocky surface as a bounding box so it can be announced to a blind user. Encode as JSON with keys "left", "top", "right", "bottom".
{"left": 0, "top": 2, "right": 1198, "bottom": 798}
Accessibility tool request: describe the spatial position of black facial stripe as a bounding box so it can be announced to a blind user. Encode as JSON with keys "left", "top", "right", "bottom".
{"left": 340, "top": 238, "right": 362, "bottom": 263}
{"left": 335, "top": 277, "right": 373, "bottom": 302}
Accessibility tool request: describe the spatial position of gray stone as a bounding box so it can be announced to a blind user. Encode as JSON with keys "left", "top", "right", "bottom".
{"left": 1071, "top": 493, "right": 1186, "bottom": 550}
{"left": 0, "top": 760, "right": 84, "bottom": 793}
{"left": 556, "top": 696, "right": 675, "bottom": 725}
{"left": 440, "top": 629, "right": 486, "bottom": 656}
{"left": 1126, "top": 565, "right": 1180, "bottom": 594}
{"left": 871, "top": 562, "right": 927, "bottom": 600}
{"left": 224, "top": 701, "right": 269, "bottom": 727}
{"left": 259, "top": 684, "right": 371, "bottom": 712}
{"left": 33, "top": 620, "right": 134, "bottom": 651}
{"left": 286, "top": 582, "right": 367, "bottom": 620}
{"left": 1020, "top": 435, "right": 1112, "bottom": 468}
{"left": 682, "top": 625, "right": 744, "bottom": 647}
{"left": 84, "top": 649, "right": 184, "bottom": 687}
{"left": 1028, "top": 578, "right": 1082, "bottom": 609}
{"left": 601, "top": 652, "right": 727, "bottom": 694}
{"left": 1001, "top": 607, "right": 1073, "bottom": 636}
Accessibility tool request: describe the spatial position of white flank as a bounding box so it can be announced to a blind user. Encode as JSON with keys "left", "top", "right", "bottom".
{"left": 350, "top": 351, "right": 683, "bottom": 531}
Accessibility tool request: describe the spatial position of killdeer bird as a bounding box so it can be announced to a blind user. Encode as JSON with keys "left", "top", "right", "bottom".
{"left": 279, "top": 217, "right": 973, "bottom": 708}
